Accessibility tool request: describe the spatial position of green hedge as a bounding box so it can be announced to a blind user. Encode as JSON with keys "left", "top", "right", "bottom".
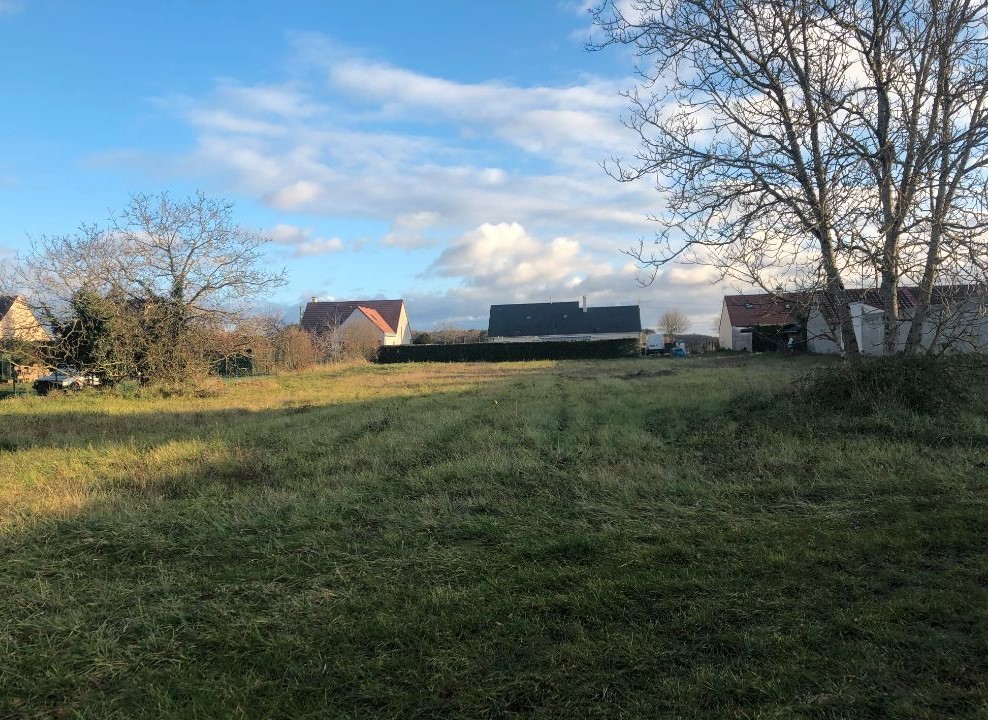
{"left": 375, "top": 338, "right": 641, "bottom": 363}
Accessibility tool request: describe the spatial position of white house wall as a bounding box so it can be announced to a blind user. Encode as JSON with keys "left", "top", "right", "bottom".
{"left": 807, "top": 299, "right": 988, "bottom": 356}
{"left": 395, "top": 305, "right": 411, "bottom": 345}
{"left": 851, "top": 302, "right": 887, "bottom": 356}
{"left": 0, "top": 298, "right": 49, "bottom": 342}
{"left": 912, "top": 302, "right": 988, "bottom": 353}
{"left": 806, "top": 305, "right": 841, "bottom": 355}
{"left": 732, "top": 327, "right": 753, "bottom": 352}
{"left": 718, "top": 303, "right": 734, "bottom": 349}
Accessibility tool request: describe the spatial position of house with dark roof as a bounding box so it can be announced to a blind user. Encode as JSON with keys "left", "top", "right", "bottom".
{"left": 720, "top": 285, "right": 988, "bottom": 355}
{"left": 300, "top": 298, "right": 411, "bottom": 346}
{"left": 487, "top": 298, "right": 641, "bottom": 343}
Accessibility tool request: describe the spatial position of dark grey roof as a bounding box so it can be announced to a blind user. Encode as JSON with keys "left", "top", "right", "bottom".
{"left": 488, "top": 301, "right": 641, "bottom": 337}
{"left": 0, "top": 296, "right": 14, "bottom": 319}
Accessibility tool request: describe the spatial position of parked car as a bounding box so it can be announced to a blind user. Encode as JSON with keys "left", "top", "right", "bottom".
{"left": 32, "top": 367, "right": 101, "bottom": 395}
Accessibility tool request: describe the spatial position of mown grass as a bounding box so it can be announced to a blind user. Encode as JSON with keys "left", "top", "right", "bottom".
{"left": 1, "top": 355, "right": 985, "bottom": 718}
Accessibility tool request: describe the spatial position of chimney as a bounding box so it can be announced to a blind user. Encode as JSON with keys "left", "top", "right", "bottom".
{"left": 582, "top": 295, "right": 587, "bottom": 313}
{"left": 311, "top": 296, "right": 317, "bottom": 303}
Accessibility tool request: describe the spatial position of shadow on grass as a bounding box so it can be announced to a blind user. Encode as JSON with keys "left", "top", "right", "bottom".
{"left": 1, "top": 359, "right": 987, "bottom": 717}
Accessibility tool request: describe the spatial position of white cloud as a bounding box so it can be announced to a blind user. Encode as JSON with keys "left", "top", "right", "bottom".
{"left": 186, "top": 109, "right": 285, "bottom": 137}
{"left": 266, "top": 180, "right": 324, "bottom": 210}
{"left": 267, "top": 223, "right": 344, "bottom": 257}
{"left": 327, "top": 58, "right": 630, "bottom": 160}
{"left": 107, "top": 35, "right": 732, "bottom": 330}
{"left": 382, "top": 211, "right": 442, "bottom": 249}
{"left": 294, "top": 237, "right": 345, "bottom": 256}
{"left": 142, "top": 37, "right": 652, "bottom": 237}
{"left": 431, "top": 222, "right": 591, "bottom": 290}
{"left": 0, "top": 246, "right": 17, "bottom": 291}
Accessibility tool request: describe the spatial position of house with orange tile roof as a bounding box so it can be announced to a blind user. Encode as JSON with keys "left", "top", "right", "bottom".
{"left": 300, "top": 298, "right": 411, "bottom": 346}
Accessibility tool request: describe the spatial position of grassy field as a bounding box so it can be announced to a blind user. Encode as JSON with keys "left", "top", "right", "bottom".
{"left": 1, "top": 356, "right": 985, "bottom": 718}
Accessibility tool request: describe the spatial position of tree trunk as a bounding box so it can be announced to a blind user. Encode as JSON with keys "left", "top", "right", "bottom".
{"left": 880, "top": 275, "right": 900, "bottom": 355}
{"left": 821, "top": 244, "right": 861, "bottom": 364}
{"left": 905, "top": 221, "right": 943, "bottom": 353}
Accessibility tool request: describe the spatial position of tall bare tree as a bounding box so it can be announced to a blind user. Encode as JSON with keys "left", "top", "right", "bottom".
{"left": 592, "top": 0, "right": 866, "bottom": 361}
{"left": 820, "top": 0, "right": 988, "bottom": 354}
{"left": 899, "top": 0, "right": 988, "bottom": 351}
{"left": 592, "top": 0, "right": 988, "bottom": 359}
{"left": 18, "top": 192, "right": 286, "bottom": 382}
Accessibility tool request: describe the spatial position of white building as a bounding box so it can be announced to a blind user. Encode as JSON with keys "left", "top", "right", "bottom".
{"left": 719, "top": 286, "right": 988, "bottom": 355}
{"left": 301, "top": 299, "right": 412, "bottom": 346}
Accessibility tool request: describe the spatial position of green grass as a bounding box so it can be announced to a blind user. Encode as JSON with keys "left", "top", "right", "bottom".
{"left": 1, "top": 356, "right": 985, "bottom": 718}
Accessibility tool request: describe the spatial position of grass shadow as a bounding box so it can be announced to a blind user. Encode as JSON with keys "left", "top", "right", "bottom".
{"left": 1, "top": 358, "right": 986, "bottom": 718}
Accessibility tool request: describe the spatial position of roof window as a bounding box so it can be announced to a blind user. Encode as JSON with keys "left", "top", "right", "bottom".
{"left": 744, "top": 302, "right": 754, "bottom": 309}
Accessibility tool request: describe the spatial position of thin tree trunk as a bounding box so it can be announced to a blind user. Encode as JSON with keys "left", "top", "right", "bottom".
{"left": 821, "top": 233, "right": 862, "bottom": 363}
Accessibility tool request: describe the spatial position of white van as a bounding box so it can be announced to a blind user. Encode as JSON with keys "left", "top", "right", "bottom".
{"left": 644, "top": 333, "right": 666, "bottom": 354}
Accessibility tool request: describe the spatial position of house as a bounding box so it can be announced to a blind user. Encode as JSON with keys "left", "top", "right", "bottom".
{"left": 0, "top": 295, "right": 50, "bottom": 384}
{"left": 718, "top": 293, "right": 805, "bottom": 352}
{"left": 807, "top": 285, "right": 988, "bottom": 355}
{"left": 719, "top": 285, "right": 988, "bottom": 355}
{"left": 0, "top": 295, "right": 50, "bottom": 342}
{"left": 487, "top": 298, "right": 641, "bottom": 342}
{"left": 300, "top": 298, "right": 412, "bottom": 346}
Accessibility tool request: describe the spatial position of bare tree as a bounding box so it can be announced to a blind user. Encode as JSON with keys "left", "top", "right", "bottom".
{"left": 658, "top": 309, "right": 691, "bottom": 336}
{"left": 818, "top": 0, "right": 988, "bottom": 354}
{"left": 591, "top": 0, "right": 866, "bottom": 362}
{"left": 272, "top": 325, "right": 316, "bottom": 371}
{"left": 308, "top": 318, "right": 381, "bottom": 363}
{"left": 18, "top": 192, "right": 286, "bottom": 382}
{"left": 592, "top": 0, "right": 988, "bottom": 360}
{"left": 900, "top": 1, "right": 988, "bottom": 352}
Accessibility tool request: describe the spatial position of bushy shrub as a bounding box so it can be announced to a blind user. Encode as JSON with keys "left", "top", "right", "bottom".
{"left": 271, "top": 327, "right": 315, "bottom": 371}
{"left": 793, "top": 354, "right": 988, "bottom": 415}
{"left": 375, "top": 338, "right": 640, "bottom": 363}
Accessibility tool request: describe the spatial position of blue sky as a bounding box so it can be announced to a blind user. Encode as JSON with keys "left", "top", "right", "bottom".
{"left": 0, "top": 0, "right": 727, "bottom": 331}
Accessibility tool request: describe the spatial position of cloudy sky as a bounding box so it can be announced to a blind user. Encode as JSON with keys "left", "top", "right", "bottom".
{"left": 0, "top": 0, "right": 733, "bottom": 331}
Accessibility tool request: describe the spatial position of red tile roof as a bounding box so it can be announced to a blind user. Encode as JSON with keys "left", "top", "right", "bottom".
{"left": 301, "top": 299, "right": 404, "bottom": 334}
{"left": 722, "top": 293, "right": 808, "bottom": 327}
{"left": 727, "top": 285, "right": 984, "bottom": 327}
{"left": 354, "top": 306, "right": 394, "bottom": 336}
{"left": 815, "top": 287, "right": 914, "bottom": 324}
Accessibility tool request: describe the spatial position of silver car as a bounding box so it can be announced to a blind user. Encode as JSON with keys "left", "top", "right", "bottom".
{"left": 33, "top": 367, "right": 101, "bottom": 394}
